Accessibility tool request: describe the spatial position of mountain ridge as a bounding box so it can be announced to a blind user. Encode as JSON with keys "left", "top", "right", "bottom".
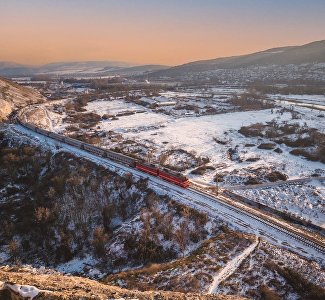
{"left": 149, "top": 40, "right": 325, "bottom": 77}
{"left": 0, "top": 61, "right": 169, "bottom": 77}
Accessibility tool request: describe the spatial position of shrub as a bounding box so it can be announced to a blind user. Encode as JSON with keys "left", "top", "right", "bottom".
{"left": 266, "top": 171, "right": 288, "bottom": 182}
{"left": 92, "top": 226, "right": 109, "bottom": 258}
{"left": 191, "top": 165, "right": 215, "bottom": 175}
{"left": 34, "top": 207, "right": 51, "bottom": 224}
{"left": 258, "top": 143, "right": 276, "bottom": 150}
{"left": 214, "top": 174, "right": 224, "bottom": 183}
{"left": 239, "top": 123, "right": 264, "bottom": 137}
{"left": 246, "top": 157, "right": 260, "bottom": 162}
{"left": 290, "top": 149, "right": 319, "bottom": 161}
{"left": 8, "top": 240, "right": 20, "bottom": 260}
{"left": 276, "top": 267, "right": 325, "bottom": 300}
{"left": 245, "top": 177, "right": 261, "bottom": 185}
{"left": 260, "top": 285, "right": 281, "bottom": 300}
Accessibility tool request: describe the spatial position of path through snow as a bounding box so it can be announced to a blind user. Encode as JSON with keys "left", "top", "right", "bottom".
{"left": 208, "top": 237, "right": 259, "bottom": 294}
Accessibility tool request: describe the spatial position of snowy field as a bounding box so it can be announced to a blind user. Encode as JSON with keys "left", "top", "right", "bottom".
{"left": 268, "top": 94, "right": 325, "bottom": 110}
{"left": 42, "top": 89, "right": 325, "bottom": 187}
{"left": 86, "top": 99, "right": 172, "bottom": 133}
{"left": 85, "top": 103, "right": 324, "bottom": 183}
{"left": 33, "top": 88, "right": 325, "bottom": 230}
{"left": 235, "top": 180, "right": 325, "bottom": 228}
{"left": 269, "top": 94, "right": 325, "bottom": 106}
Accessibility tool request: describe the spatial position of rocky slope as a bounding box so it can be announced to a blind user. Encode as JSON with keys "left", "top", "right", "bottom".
{"left": 0, "top": 266, "right": 245, "bottom": 300}
{"left": 0, "top": 77, "right": 44, "bottom": 121}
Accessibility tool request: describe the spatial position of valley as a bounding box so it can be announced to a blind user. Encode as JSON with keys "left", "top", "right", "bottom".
{"left": 1, "top": 39, "right": 325, "bottom": 300}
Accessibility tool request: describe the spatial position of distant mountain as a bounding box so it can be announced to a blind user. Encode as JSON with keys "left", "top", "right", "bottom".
{"left": 0, "top": 62, "right": 36, "bottom": 77}
{"left": 0, "top": 62, "right": 27, "bottom": 69}
{"left": 0, "top": 61, "right": 132, "bottom": 77}
{"left": 38, "top": 61, "right": 131, "bottom": 75}
{"left": 150, "top": 40, "right": 325, "bottom": 78}
{"left": 0, "top": 61, "right": 170, "bottom": 77}
{"left": 105, "top": 64, "right": 170, "bottom": 76}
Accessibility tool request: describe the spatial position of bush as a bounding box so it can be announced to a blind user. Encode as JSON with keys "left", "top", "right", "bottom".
{"left": 191, "top": 165, "right": 215, "bottom": 175}
{"left": 266, "top": 171, "right": 288, "bottom": 182}
{"left": 92, "top": 226, "right": 109, "bottom": 258}
{"left": 290, "top": 149, "right": 319, "bottom": 161}
{"left": 260, "top": 285, "right": 281, "bottom": 300}
{"left": 239, "top": 123, "right": 264, "bottom": 137}
{"left": 276, "top": 267, "right": 325, "bottom": 300}
{"left": 214, "top": 174, "right": 224, "bottom": 182}
{"left": 246, "top": 157, "right": 260, "bottom": 162}
{"left": 227, "top": 93, "right": 275, "bottom": 111}
{"left": 258, "top": 143, "right": 276, "bottom": 150}
{"left": 245, "top": 177, "right": 261, "bottom": 185}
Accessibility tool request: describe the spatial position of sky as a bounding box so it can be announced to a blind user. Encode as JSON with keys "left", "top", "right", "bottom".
{"left": 0, "top": 0, "right": 324, "bottom": 66}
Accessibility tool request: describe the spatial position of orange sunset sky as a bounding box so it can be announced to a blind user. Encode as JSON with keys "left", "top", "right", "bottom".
{"left": 0, "top": 0, "right": 324, "bottom": 66}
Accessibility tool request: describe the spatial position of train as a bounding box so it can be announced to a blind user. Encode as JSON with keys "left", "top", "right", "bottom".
{"left": 16, "top": 116, "right": 190, "bottom": 188}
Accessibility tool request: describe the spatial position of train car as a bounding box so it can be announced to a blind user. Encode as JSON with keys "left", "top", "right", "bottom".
{"left": 158, "top": 168, "right": 190, "bottom": 188}
{"left": 64, "top": 136, "right": 83, "bottom": 148}
{"left": 135, "top": 162, "right": 159, "bottom": 176}
{"left": 35, "top": 127, "right": 51, "bottom": 136}
{"left": 20, "top": 121, "right": 37, "bottom": 131}
{"left": 83, "top": 144, "right": 106, "bottom": 156}
{"left": 106, "top": 150, "right": 136, "bottom": 167}
{"left": 48, "top": 131, "right": 64, "bottom": 141}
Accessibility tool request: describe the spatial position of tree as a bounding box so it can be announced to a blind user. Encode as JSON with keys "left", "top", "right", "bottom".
{"left": 35, "top": 207, "right": 51, "bottom": 224}
{"left": 175, "top": 221, "right": 189, "bottom": 257}
{"left": 92, "top": 226, "right": 109, "bottom": 258}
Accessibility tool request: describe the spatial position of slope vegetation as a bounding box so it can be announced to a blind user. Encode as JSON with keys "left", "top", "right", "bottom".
{"left": 0, "top": 77, "right": 44, "bottom": 121}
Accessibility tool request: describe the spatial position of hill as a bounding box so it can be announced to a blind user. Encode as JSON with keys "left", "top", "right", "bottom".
{"left": 0, "top": 266, "right": 244, "bottom": 300}
{"left": 0, "top": 61, "right": 131, "bottom": 77}
{"left": 105, "top": 64, "right": 170, "bottom": 76}
{"left": 0, "top": 61, "right": 169, "bottom": 77}
{"left": 0, "top": 77, "right": 44, "bottom": 120}
{"left": 150, "top": 40, "right": 325, "bottom": 78}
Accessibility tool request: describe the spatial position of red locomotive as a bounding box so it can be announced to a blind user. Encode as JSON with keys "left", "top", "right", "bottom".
{"left": 135, "top": 162, "right": 159, "bottom": 176}
{"left": 136, "top": 162, "right": 190, "bottom": 188}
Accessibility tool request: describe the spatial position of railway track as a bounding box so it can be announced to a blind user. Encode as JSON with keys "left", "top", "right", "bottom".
{"left": 189, "top": 185, "right": 325, "bottom": 253}
{"left": 13, "top": 111, "right": 325, "bottom": 257}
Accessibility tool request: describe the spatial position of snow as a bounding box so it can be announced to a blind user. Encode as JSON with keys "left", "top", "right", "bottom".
{"left": 269, "top": 94, "right": 325, "bottom": 107}
{"left": 234, "top": 180, "right": 325, "bottom": 229}
{"left": 37, "top": 90, "right": 324, "bottom": 188}
{"left": 12, "top": 85, "right": 325, "bottom": 268}
{"left": 208, "top": 237, "right": 259, "bottom": 293}
{"left": 217, "top": 239, "right": 325, "bottom": 298}
{"left": 8, "top": 124, "right": 325, "bottom": 265}
{"left": 4, "top": 283, "right": 40, "bottom": 299}
{"left": 112, "top": 108, "right": 323, "bottom": 182}
{"left": 85, "top": 99, "right": 172, "bottom": 132}
{"left": 86, "top": 99, "right": 146, "bottom": 116}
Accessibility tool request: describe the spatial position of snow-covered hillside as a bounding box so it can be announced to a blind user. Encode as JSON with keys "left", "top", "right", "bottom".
{"left": 0, "top": 77, "right": 44, "bottom": 120}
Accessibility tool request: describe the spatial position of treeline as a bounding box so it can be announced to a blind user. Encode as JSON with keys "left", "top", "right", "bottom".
{"left": 250, "top": 80, "right": 325, "bottom": 95}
